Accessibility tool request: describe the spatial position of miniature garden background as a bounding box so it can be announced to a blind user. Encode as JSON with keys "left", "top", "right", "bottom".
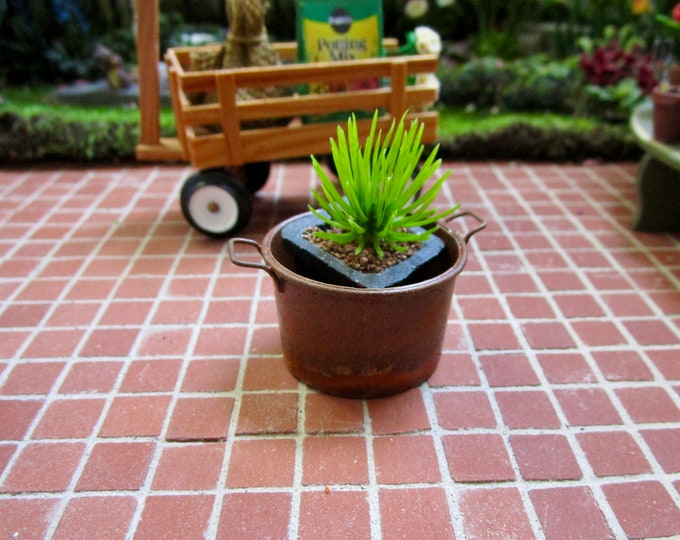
{"left": 0, "top": 0, "right": 677, "bottom": 163}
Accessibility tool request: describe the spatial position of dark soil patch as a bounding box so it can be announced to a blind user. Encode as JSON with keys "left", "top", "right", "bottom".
{"left": 302, "top": 226, "right": 422, "bottom": 273}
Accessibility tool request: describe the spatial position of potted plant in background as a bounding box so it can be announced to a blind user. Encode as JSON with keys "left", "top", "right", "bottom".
{"left": 228, "top": 111, "right": 485, "bottom": 398}
{"left": 651, "top": 2, "right": 680, "bottom": 144}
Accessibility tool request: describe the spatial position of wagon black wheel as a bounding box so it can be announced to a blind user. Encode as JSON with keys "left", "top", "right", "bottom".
{"left": 180, "top": 170, "right": 252, "bottom": 238}
{"left": 242, "top": 161, "right": 271, "bottom": 193}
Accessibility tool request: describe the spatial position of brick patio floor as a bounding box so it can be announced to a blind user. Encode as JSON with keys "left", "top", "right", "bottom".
{"left": 0, "top": 161, "right": 678, "bottom": 539}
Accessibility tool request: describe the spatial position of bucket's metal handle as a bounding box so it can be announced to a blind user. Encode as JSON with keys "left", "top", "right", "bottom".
{"left": 444, "top": 211, "right": 487, "bottom": 243}
{"left": 227, "top": 238, "right": 282, "bottom": 291}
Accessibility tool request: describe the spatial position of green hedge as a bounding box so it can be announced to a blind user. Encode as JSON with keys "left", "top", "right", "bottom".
{"left": 438, "top": 122, "right": 641, "bottom": 162}
{"left": 0, "top": 112, "right": 139, "bottom": 163}
{"left": 0, "top": 110, "right": 641, "bottom": 164}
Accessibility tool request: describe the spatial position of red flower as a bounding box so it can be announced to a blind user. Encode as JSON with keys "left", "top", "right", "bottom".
{"left": 673, "top": 2, "right": 680, "bottom": 21}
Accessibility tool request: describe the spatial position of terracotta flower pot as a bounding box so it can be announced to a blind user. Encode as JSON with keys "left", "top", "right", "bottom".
{"left": 652, "top": 86, "right": 680, "bottom": 144}
{"left": 228, "top": 211, "right": 485, "bottom": 398}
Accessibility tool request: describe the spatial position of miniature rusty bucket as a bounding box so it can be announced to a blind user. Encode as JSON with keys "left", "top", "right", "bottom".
{"left": 228, "top": 211, "right": 486, "bottom": 398}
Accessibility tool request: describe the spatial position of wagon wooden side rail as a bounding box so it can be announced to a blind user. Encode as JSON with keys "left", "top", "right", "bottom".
{"left": 165, "top": 43, "right": 440, "bottom": 170}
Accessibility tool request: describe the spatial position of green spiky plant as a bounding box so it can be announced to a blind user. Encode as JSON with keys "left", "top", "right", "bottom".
{"left": 309, "top": 110, "right": 459, "bottom": 258}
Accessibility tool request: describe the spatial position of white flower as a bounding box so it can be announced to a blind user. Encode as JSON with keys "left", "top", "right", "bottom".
{"left": 436, "top": 0, "right": 455, "bottom": 7}
{"left": 404, "top": 0, "right": 429, "bottom": 19}
{"left": 414, "top": 26, "right": 442, "bottom": 55}
{"left": 416, "top": 73, "right": 441, "bottom": 100}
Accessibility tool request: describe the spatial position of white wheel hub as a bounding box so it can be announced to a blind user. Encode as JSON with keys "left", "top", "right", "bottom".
{"left": 188, "top": 185, "right": 239, "bottom": 234}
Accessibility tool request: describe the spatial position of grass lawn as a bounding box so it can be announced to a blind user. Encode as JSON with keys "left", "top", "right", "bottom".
{"left": 2, "top": 85, "right": 603, "bottom": 139}
{"left": 1, "top": 85, "right": 638, "bottom": 163}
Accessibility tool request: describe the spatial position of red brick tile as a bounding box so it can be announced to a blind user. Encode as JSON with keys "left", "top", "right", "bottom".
{"left": 0, "top": 498, "right": 59, "bottom": 539}
{"left": 1, "top": 361, "right": 65, "bottom": 395}
{"left": 434, "top": 390, "right": 496, "bottom": 429}
{"left": 457, "top": 296, "right": 506, "bottom": 320}
{"left": 76, "top": 442, "right": 154, "bottom": 491}
{"left": 460, "top": 487, "right": 534, "bottom": 539}
{"left": 615, "top": 386, "right": 680, "bottom": 423}
{"left": 373, "top": 435, "right": 440, "bottom": 484}
{"left": 530, "top": 486, "right": 612, "bottom": 539}
{"left": 236, "top": 393, "right": 297, "bottom": 435}
{"left": 81, "top": 258, "right": 129, "bottom": 278}
{"left": 2, "top": 442, "right": 84, "bottom": 493}
{"left": 538, "top": 270, "right": 585, "bottom": 291}
{"left": 577, "top": 431, "right": 651, "bottom": 477}
{"left": 16, "top": 279, "right": 67, "bottom": 301}
{"left": 0, "top": 444, "right": 17, "bottom": 476}
{"left": 32, "top": 398, "right": 105, "bottom": 439}
{"left": 99, "top": 395, "right": 171, "bottom": 438}
{"left": 59, "top": 361, "right": 122, "bottom": 394}
{"left": 367, "top": 388, "right": 430, "bottom": 435}
{"left": 441, "top": 322, "right": 468, "bottom": 351}
{"left": 0, "top": 399, "right": 43, "bottom": 439}
{"left": 302, "top": 436, "right": 368, "bottom": 485}
{"left": 537, "top": 352, "right": 595, "bottom": 384}
{"left": 555, "top": 388, "right": 622, "bottom": 426}
{"left": 304, "top": 393, "right": 364, "bottom": 434}
{"left": 81, "top": 328, "right": 139, "bottom": 357}
{"left": 583, "top": 269, "right": 629, "bottom": 291}
{"left": 128, "top": 257, "right": 175, "bottom": 276}
{"left": 152, "top": 442, "right": 225, "bottom": 490}
{"left": 506, "top": 294, "right": 556, "bottom": 319}
{"left": 211, "top": 275, "right": 258, "bottom": 296}
{"left": 480, "top": 353, "right": 540, "bottom": 387}
{"left": 379, "top": 487, "right": 454, "bottom": 538}
{"left": 249, "top": 326, "right": 282, "bottom": 355}
{"left": 165, "top": 276, "right": 211, "bottom": 297}
{"left": 571, "top": 320, "right": 628, "bottom": 347}
{"left": 133, "top": 495, "right": 214, "bottom": 540}
{"left": 0, "top": 302, "right": 51, "bottom": 327}
{"left": 522, "top": 321, "right": 575, "bottom": 349}
{"left": 428, "top": 353, "right": 480, "bottom": 387}
{"left": 495, "top": 390, "right": 561, "bottom": 429}
{"left": 553, "top": 293, "right": 605, "bottom": 318}
{"left": 22, "top": 329, "right": 85, "bottom": 358}
{"left": 641, "top": 429, "right": 680, "bottom": 473}
{"left": 203, "top": 299, "right": 251, "bottom": 324}
{"left": 455, "top": 273, "right": 493, "bottom": 295}
{"left": 152, "top": 299, "right": 203, "bottom": 325}
{"left": 120, "top": 359, "right": 182, "bottom": 393}
{"left": 648, "top": 349, "right": 680, "bottom": 379}
{"left": 46, "top": 302, "right": 100, "bottom": 327}
{"left": 116, "top": 276, "right": 165, "bottom": 299}
{"left": 493, "top": 273, "right": 540, "bottom": 293}
{"left": 242, "top": 357, "right": 299, "bottom": 390}
{"left": 166, "top": 397, "right": 234, "bottom": 441}
{"left": 137, "top": 327, "right": 192, "bottom": 356}
{"left": 601, "top": 292, "right": 655, "bottom": 317}
{"left": 468, "top": 322, "right": 521, "bottom": 350}
{"left": 299, "top": 490, "right": 371, "bottom": 539}
{"left": 194, "top": 326, "right": 248, "bottom": 356}
{"left": 510, "top": 434, "right": 581, "bottom": 480}
{"left": 65, "top": 278, "right": 117, "bottom": 300}
{"left": 603, "top": 481, "right": 680, "bottom": 539}
{"left": 0, "top": 258, "right": 39, "bottom": 278}
{"left": 99, "top": 301, "right": 153, "bottom": 326}
{"left": 181, "top": 358, "right": 239, "bottom": 392}
{"left": 255, "top": 298, "right": 279, "bottom": 324}
{"left": 594, "top": 350, "right": 653, "bottom": 381}
{"left": 624, "top": 319, "right": 678, "bottom": 346}
{"left": 52, "top": 497, "right": 137, "bottom": 540}
{"left": 227, "top": 439, "right": 296, "bottom": 488}
{"left": 443, "top": 433, "right": 514, "bottom": 482}
{"left": 218, "top": 492, "right": 291, "bottom": 539}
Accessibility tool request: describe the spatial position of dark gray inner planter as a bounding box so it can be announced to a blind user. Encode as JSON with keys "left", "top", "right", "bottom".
{"left": 280, "top": 212, "right": 446, "bottom": 288}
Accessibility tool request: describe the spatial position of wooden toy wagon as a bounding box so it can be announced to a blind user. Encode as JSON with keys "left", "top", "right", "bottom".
{"left": 162, "top": 40, "right": 440, "bottom": 237}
